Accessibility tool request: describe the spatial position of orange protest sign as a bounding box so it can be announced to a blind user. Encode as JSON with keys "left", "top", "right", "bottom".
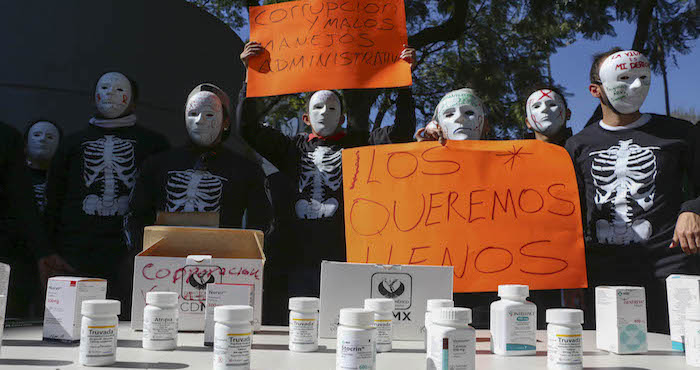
{"left": 247, "top": 0, "right": 411, "bottom": 97}
{"left": 343, "top": 140, "right": 588, "bottom": 293}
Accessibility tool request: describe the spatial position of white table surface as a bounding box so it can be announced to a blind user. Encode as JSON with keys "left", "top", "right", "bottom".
{"left": 0, "top": 323, "right": 688, "bottom": 369}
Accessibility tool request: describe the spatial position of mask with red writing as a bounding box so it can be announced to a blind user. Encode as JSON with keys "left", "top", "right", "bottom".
{"left": 95, "top": 72, "right": 133, "bottom": 118}
{"left": 599, "top": 50, "right": 651, "bottom": 114}
{"left": 526, "top": 89, "right": 567, "bottom": 136}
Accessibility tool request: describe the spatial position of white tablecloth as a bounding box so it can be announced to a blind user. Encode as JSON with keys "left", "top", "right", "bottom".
{"left": 0, "top": 322, "right": 688, "bottom": 369}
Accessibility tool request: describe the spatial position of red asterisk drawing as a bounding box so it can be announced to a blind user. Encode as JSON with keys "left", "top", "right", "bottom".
{"left": 496, "top": 145, "right": 533, "bottom": 170}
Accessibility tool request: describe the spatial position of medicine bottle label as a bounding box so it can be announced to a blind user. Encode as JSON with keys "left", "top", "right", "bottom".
{"left": 144, "top": 310, "right": 177, "bottom": 342}
{"left": 686, "top": 322, "right": 700, "bottom": 366}
{"left": 505, "top": 307, "right": 536, "bottom": 351}
{"left": 214, "top": 332, "right": 251, "bottom": 367}
{"left": 547, "top": 330, "right": 582, "bottom": 366}
{"left": 82, "top": 325, "right": 117, "bottom": 358}
{"left": 374, "top": 320, "right": 392, "bottom": 345}
{"left": 336, "top": 337, "right": 376, "bottom": 370}
{"left": 290, "top": 317, "right": 317, "bottom": 345}
{"left": 429, "top": 331, "right": 475, "bottom": 370}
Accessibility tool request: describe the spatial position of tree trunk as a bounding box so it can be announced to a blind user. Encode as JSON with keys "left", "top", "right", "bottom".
{"left": 657, "top": 41, "right": 670, "bottom": 115}
{"left": 632, "top": 0, "right": 655, "bottom": 53}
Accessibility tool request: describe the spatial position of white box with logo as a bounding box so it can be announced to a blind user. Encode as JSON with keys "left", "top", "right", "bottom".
{"left": 319, "top": 261, "right": 453, "bottom": 340}
{"left": 42, "top": 277, "right": 107, "bottom": 342}
{"left": 666, "top": 274, "right": 700, "bottom": 351}
{"left": 130, "top": 226, "right": 264, "bottom": 332}
{"left": 595, "top": 286, "right": 647, "bottom": 354}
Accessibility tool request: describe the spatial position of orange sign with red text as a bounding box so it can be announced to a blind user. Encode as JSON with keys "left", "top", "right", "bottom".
{"left": 343, "top": 140, "right": 587, "bottom": 293}
{"left": 247, "top": 0, "right": 411, "bottom": 97}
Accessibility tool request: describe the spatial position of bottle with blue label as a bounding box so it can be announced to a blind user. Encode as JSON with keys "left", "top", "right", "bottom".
{"left": 490, "top": 284, "right": 537, "bottom": 356}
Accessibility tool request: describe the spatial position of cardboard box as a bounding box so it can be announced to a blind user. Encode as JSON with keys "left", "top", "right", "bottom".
{"left": 667, "top": 274, "right": 700, "bottom": 351}
{"left": 42, "top": 277, "right": 107, "bottom": 342}
{"left": 319, "top": 261, "right": 453, "bottom": 340}
{"left": 595, "top": 286, "right": 647, "bottom": 354}
{"left": 204, "top": 283, "right": 255, "bottom": 346}
{"left": 0, "top": 262, "right": 10, "bottom": 297}
{"left": 131, "top": 226, "right": 264, "bottom": 332}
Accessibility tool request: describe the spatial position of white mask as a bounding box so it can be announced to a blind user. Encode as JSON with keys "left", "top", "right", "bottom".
{"left": 435, "top": 89, "right": 485, "bottom": 140}
{"left": 308, "top": 90, "right": 342, "bottom": 137}
{"left": 599, "top": 50, "right": 651, "bottom": 114}
{"left": 526, "top": 89, "right": 567, "bottom": 136}
{"left": 185, "top": 91, "right": 224, "bottom": 147}
{"left": 95, "top": 72, "right": 133, "bottom": 118}
{"left": 27, "top": 121, "right": 60, "bottom": 161}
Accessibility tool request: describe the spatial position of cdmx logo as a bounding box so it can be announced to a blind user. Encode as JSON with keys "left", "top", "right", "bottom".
{"left": 377, "top": 278, "right": 405, "bottom": 298}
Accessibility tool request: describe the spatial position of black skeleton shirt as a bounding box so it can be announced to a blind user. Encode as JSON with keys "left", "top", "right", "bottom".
{"left": 238, "top": 83, "right": 417, "bottom": 277}
{"left": 565, "top": 114, "right": 700, "bottom": 280}
{"left": 125, "top": 145, "right": 271, "bottom": 251}
{"left": 46, "top": 122, "right": 169, "bottom": 274}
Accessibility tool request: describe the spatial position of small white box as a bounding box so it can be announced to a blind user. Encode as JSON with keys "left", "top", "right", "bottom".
{"left": 42, "top": 277, "right": 107, "bottom": 342}
{"left": 595, "top": 286, "right": 647, "bottom": 354}
{"left": 204, "top": 283, "right": 255, "bottom": 346}
{"left": 319, "top": 261, "right": 453, "bottom": 340}
{"left": 666, "top": 274, "right": 700, "bottom": 351}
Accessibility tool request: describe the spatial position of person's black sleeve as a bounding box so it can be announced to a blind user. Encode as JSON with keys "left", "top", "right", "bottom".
{"left": 368, "top": 87, "right": 416, "bottom": 145}
{"left": 236, "top": 82, "right": 298, "bottom": 174}
{"left": 565, "top": 138, "right": 588, "bottom": 232}
{"left": 124, "top": 157, "right": 160, "bottom": 252}
{"left": 680, "top": 124, "right": 700, "bottom": 215}
{"left": 3, "top": 128, "right": 52, "bottom": 258}
{"left": 244, "top": 164, "right": 273, "bottom": 234}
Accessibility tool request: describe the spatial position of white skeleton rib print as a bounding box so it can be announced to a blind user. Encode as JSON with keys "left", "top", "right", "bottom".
{"left": 33, "top": 182, "right": 46, "bottom": 213}
{"left": 82, "top": 135, "right": 136, "bottom": 216}
{"left": 589, "top": 139, "right": 660, "bottom": 245}
{"left": 295, "top": 146, "right": 343, "bottom": 219}
{"left": 166, "top": 169, "right": 227, "bottom": 212}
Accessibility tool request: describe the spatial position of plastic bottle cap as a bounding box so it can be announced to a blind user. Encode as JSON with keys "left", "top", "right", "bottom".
{"left": 81, "top": 299, "right": 120, "bottom": 316}
{"left": 146, "top": 292, "right": 178, "bottom": 306}
{"left": 339, "top": 308, "right": 374, "bottom": 328}
{"left": 289, "top": 297, "right": 320, "bottom": 311}
{"left": 364, "top": 298, "right": 395, "bottom": 312}
{"left": 214, "top": 305, "right": 253, "bottom": 323}
{"left": 426, "top": 299, "right": 454, "bottom": 311}
{"left": 687, "top": 304, "right": 700, "bottom": 321}
{"left": 546, "top": 309, "right": 584, "bottom": 325}
{"left": 498, "top": 284, "right": 529, "bottom": 298}
{"left": 431, "top": 307, "right": 472, "bottom": 325}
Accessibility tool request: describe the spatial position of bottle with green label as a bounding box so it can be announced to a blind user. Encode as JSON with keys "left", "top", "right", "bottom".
{"left": 490, "top": 284, "right": 537, "bottom": 356}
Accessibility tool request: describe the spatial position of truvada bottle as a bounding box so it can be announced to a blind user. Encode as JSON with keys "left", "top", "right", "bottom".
{"left": 336, "top": 308, "right": 377, "bottom": 370}
{"left": 546, "top": 308, "right": 584, "bottom": 369}
{"left": 364, "top": 298, "right": 395, "bottom": 352}
{"left": 143, "top": 291, "right": 178, "bottom": 350}
{"left": 288, "top": 297, "right": 320, "bottom": 352}
{"left": 490, "top": 284, "right": 537, "bottom": 355}
{"left": 79, "top": 299, "right": 120, "bottom": 367}
{"left": 213, "top": 305, "right": 253, "bottom": 370}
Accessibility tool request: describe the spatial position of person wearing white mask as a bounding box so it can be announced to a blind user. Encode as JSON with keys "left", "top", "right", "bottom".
{"left": 565, "top": 48, "right": 700, "bottom": 334}
{"left": 45, "top": 72, "right": 169, "bottom": 314}
{"left": 24, "top": 120, "right": 62, "bottom": 213}
{"left": 126, "top": 83, "right": 271, "bottom": 251}
{"left": 415, "top": 87, "right": 489, "bottom": 144}
{"left": 524, "top": 87, "right": 572, "bottom": 146}
{"left": 238, "top": 42, "right": 417, "bottom": 298}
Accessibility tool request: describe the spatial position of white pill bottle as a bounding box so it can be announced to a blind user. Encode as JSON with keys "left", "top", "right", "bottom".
{"left": 685, "top": 304, "right": 700, "bottom": 367}
{"left": 424, "top": 299, "right": 454, "bottom": 351}
{"left": 490, "top": 284, "right": 537, "bottom": 356}
{"left": 288, "top": 297, "right": 320, "bottom": 352}
{"left": 79, "top": 299, "right": 120, "bottom": 367}
{"left": 364, "top": 298, "right": 395, "bottom": 352}
{"left": 213, "top": 305, "right": 253, "bottom": 370}
{"left": 427, "top": 307, "right": 476, "bottom": 370}
{"left": 143, "top": 291, "right": 178, "bottom": 350}
{"left": 336, "top": 308, "right": 376, "bottom": 370}
{"left": 546, "top": 308, "right": 584, "bottom": 369}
